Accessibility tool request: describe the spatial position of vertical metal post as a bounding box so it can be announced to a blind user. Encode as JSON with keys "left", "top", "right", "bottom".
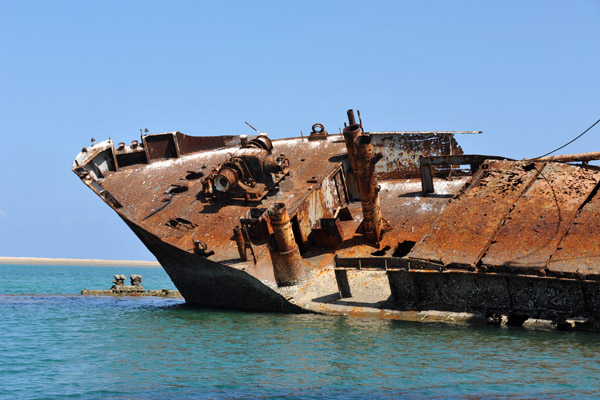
{"left": 334, "top": 269, "right": 352, "bottom": 298}
{"left": 233, "top": 226, "right": 248, "bottom": 261}
{"left": 420, "top": 161, "right": 434, "bottom": 194}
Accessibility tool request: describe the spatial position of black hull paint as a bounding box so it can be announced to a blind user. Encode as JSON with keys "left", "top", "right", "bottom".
{"left": 124, "top": 218, "right": 304, "bottom": 313}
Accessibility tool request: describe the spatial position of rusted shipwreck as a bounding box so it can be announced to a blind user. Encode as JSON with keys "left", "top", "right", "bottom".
{"left": 73, "top": 110, "right": 600, "bottom": 330}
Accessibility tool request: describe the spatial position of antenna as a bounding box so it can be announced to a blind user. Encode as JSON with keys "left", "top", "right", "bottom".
{"left": 245, "top": 121, "right": 260, "bottom": 133}
{"left": 357, "top": 110, "right": 364, "bottom": 132}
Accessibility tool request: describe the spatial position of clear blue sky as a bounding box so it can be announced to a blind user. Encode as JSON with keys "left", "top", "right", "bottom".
{"left": 1, "top": 1, "right": 598, "bottom": 260}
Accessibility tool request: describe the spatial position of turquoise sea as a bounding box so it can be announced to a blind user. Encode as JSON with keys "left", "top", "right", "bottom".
{"left": 1, "top": 264, "right": 600, "bottom": 399}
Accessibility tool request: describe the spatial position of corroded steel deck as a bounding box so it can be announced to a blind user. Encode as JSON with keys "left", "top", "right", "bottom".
{"left": 408, "top": 160, "right": 600, "bottom": 279}
{"left": 410, "top": 160, "right": 541, "bottom": 268}
{"left": 101, "top": 136, "right": 348, "bottom": 264}
{"left": 481, "top": 162, "right": 600, "bottom": 271}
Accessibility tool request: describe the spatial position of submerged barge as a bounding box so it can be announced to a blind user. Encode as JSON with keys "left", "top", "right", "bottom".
{"left": 73, "top": 110, "right": 600, "bottom": 330}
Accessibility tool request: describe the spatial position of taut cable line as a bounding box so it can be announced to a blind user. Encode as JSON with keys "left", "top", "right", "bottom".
{"left": 534, "top": 117, "right": 600, "bottom": 159}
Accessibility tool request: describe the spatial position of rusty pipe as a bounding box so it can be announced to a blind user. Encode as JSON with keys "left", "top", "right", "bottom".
{"left": 343, "top": 123, "right": 362, "bottom": 171}
{"left": 268, "top": 203, "right": 305, "bottom": 286}
{"left": 530, "top": 151, "right": 600, "bottom": 163}
{"left": 268, "top": 203, "right": 297, "bottom": 253}
{"left": 354, "top": 134, "right": 384, "bottom": 244}
{"left": 347, "top": 109, "right": 356, "bottom": 125}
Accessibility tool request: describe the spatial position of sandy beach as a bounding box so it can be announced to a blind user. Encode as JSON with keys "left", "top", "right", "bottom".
{"left": 0, "top": 257, "right": 161, "bottom": 267}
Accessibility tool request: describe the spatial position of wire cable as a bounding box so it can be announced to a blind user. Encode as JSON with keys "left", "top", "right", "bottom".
{"left": 534, "top": 117, "right": 600, "bottom": 159}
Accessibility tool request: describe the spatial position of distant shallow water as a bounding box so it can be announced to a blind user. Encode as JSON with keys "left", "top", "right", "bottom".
{"left": 1, "top": 265, "right": 600, "bottom": 399}
{"left": 0, "top": 264, "right": 176, "bottom": 295}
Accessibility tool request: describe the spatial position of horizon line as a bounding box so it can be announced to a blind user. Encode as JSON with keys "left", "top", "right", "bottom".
{"left": 0, "top": 256, "right": 160, "bottom": 267}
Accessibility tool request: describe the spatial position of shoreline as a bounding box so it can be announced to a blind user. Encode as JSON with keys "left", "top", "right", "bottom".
{"left": 0, "top": 257, "right": 161, "bottom": 268}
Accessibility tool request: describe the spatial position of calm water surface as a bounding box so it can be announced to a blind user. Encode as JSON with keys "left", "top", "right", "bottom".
{"left": 1, "top": 264, "right": 599, "bottom": 399}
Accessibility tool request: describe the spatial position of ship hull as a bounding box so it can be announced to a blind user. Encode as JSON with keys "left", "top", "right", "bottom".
{"left": 125, "top": 219, "right": 304, "bottom": 313}
{"left": 387, "top": 269, "right": 600, "bottom": 326}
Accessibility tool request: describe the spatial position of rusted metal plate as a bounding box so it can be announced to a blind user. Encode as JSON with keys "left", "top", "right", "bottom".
{"left": 370, "top": 132, "right": 463, "bottom": 179}
{"left": 378, "top": 178, "right": 469, "bottom": 244}
{"left": 408, "top": 160, "right": 541, "bottom": 268}
{"left": 481, "top": 163, "right": 600, "bottom": 271}
{"left": 143, "top": 133, "right": 178, "bottom": 161}
{"left": 175, "top": 132, "right": 240, "bottom": 155}
{"left": 547, "top": 185, "right": 600, "bottom": 278}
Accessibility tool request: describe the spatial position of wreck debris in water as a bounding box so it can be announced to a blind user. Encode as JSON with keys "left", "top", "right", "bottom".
{"left": 73, "top": 109, "right": 600, "bottom": 331}
{"left": 81, "top": 274, "right": 181, "bottom": 298}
